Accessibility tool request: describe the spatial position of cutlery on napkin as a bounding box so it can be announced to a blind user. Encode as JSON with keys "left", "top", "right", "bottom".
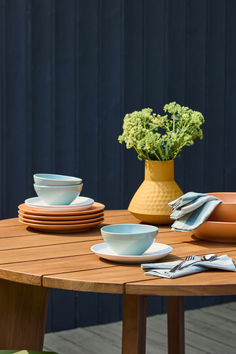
{"left": 169, "top": 253, "right": 217, "bottom": 273}
{"left": 141, "top": 254, "right": 236, "bottom": 279}
{"left": 169, "top": 192, "right": 222, "bottom": 232}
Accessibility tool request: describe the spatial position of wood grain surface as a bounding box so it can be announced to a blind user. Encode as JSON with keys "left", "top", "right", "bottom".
{"left": 122, "top": 295, "right": 147, "bottom": 354}
{"left": 1, "top": 210, "right": 236, "bottom": 354}
{"left": 167, "top": 297, "right": 185, "bottom": 354}
{"left": 0, "top": 278, "right": 49, "bottom": 350}
{"left": 0, "top": 210, "right": 235, "bottom": 296}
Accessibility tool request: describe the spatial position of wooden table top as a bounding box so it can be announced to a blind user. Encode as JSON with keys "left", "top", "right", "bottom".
{"left": 0, "top": 210, "right": 236, "bottom": 296}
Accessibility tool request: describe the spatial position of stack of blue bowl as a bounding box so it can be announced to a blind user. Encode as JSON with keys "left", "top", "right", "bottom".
{"left": 33, "top": 173, "right": 83, "bottom": 205}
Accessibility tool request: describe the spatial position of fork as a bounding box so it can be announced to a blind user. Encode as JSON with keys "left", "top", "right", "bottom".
{"left": 169, "top": 255, "right": 196, "bottom": 273}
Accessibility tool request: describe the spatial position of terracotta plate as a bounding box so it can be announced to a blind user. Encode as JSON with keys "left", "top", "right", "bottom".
{"left": 18, "top": 210, "right": 104, "bottom": 221}
{"left": 18, "top": 218, "right": 104, "bottom": 233}
{"left": 18, "top": 202, "right": 105, "bottom": 216}
{"left": 194, "top": 220, "right": 236, "bottom": 243}
{"left": 18, "top": 215, "right": 103, "bottom": 225}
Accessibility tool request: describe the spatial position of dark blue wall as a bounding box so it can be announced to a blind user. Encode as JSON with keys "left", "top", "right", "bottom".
{"left": 0, "top": 0, "right": 236, "bottom": 332}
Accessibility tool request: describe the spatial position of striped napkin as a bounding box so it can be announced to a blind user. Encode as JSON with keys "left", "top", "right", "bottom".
{"left": 142, "top": 255, "right": 236, "bottom": 279}
{"left": 169, "top": 192, "right": 222, "bottom": 232}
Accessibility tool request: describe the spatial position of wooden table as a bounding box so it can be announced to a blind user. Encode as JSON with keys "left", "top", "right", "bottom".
{"left": 0, "top": 210, "right": 236, "bottom": 354}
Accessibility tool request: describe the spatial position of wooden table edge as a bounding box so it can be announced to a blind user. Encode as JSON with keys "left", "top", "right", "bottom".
{"left": 125, "top": 283, "right": 236, "bottom": 296}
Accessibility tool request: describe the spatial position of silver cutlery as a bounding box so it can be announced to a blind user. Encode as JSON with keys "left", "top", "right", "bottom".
{"left": 177, "top": 254, "right": 217, "bottom": 271}
{"left": 169, "top": 254, "right": 217, "bottom": 273}
{"left": 169, "top": 255, "right": 197, "bottom": 273}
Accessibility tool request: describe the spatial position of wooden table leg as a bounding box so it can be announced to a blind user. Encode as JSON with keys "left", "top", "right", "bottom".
{"left": 0, "top": 278, "right": 49, "bottom": 350}
{"left": 167, "top": 296, "right": 185, "bottom": 354}
{"left": 122, "top": 294, "right": 147, "bottom": 354}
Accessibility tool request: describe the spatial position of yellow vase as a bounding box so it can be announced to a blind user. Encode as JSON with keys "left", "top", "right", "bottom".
{"left": 128, "top": 160, "right": 183, "bottom": 224}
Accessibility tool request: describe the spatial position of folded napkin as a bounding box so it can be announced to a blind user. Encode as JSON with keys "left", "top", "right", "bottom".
{"left": 169, "top": 192, "right": 222, "bottom": 232}
{"left": 141, "top": 255, "right": 236, "bottom": 279}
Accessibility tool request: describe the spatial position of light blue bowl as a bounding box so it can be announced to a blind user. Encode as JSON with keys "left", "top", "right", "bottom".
{"left": 101, "top": 224, "right": 158, "bottom": 255}
{"left": 34, "top": 173, "right": 82, "bottom": 186}
{"left": 34, "top": 183, "right": 83, "bottom": 205}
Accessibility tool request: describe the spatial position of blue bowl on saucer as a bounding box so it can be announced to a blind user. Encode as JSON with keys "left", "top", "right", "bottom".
{"left": 34, "top": 183, "right": 83, "bottom": 205}
{"left": 34, "top": 173, "right": 82, "bottom": 186}
{"left": 100, "top": 224, "right": 158, "bottom": 255}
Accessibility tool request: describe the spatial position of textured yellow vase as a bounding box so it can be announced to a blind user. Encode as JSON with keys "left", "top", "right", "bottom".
{"left": 128, "top": 160, "right": 183, "bottom": 224}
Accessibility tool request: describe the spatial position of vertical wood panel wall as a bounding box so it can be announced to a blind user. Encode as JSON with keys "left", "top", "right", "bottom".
{"left": 0, "top": 0, "right": 236, "bottom": 331}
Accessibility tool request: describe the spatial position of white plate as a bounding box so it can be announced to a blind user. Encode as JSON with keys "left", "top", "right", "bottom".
{"left": 90, "top": 242, "right": 173, "bottom": 264}
{"left": 25, "top": 196, "right": 94, "bottom": 209}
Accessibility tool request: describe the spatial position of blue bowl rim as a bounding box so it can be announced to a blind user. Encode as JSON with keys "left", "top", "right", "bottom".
{"left": 34, "top": 173, "right": 82, "bottom": 183}
{"left": 34, "top": 183, "right": 83, "bottom": 189}
{"left": 101, "top": 223, "right": 158, "bottom": 235}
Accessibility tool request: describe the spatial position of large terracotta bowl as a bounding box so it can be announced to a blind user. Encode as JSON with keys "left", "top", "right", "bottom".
{"left": 194, "top": 220, "right": 236, "bottom": 243}
{"left": 207, "top": 192, "right": 236, "bottom": 222}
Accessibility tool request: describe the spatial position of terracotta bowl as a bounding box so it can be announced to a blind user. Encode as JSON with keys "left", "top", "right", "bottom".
{"left": 207, "top": 192, "right": 236, "bottom": 222}
{"left": 194, "top": 220, "right": 236, "bottom": 243}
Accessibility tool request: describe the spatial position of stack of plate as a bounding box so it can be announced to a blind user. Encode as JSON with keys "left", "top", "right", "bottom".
{"left": 18, "top": 196, "right": 105, "bottom": 233}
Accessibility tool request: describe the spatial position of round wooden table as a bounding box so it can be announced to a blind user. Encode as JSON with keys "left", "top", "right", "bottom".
{"left": 0, "top": 210, "right": 236, "bottom": 354}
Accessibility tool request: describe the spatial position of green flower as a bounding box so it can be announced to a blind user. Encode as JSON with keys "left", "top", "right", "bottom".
{"left": 118, "top": 102, "right": 204, "bottom": 161}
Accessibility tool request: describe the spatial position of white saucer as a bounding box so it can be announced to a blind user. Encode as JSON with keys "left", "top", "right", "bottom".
{"left": 25, "top": 196, "right": 94, "bottom": 209}
{"left": 90, "top": 242, "right": 173, "bottom": 264}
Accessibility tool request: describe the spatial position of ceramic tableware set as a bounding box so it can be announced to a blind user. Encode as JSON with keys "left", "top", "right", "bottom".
{"left": 194, "top": 192, "right": 236, "bottom": 242}
{"left": 18, "top": 173, "right": 105, "bottom": 233}
{"left": 91, "top": 223, "right": 173, "bottom": 264}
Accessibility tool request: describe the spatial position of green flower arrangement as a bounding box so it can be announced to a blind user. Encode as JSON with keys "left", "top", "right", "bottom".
{"left": 118, "top": 102, "right": 204, "bottom": 161}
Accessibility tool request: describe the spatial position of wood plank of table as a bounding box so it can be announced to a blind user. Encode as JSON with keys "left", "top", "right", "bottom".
{"left": 0, "top": 254, "right": 116, "bottom": 286}
{"left": 157, "top": 231, "right": 192, "bottom": 243}
{"left": 0, "top": 228, "right": 190, "bottom": 250}
{"left": 42, "top": 246, "right": 236, "bottom": 295}
{"left": 43, "top": 262, "right": 236, "bottom": 296}
{"left": 125, "top": 249, "right": 236, "bottom": 296}
{"left": 0, "top": 225, "right": 36, "bottom": 238}
{"left": 0, "top": 232, "right": 102, "bottom": 250}
{"left": 0, "top": 222, "right": 105, "bottom": 239}
{"left": 0, "top": 239, "right": 171, "bottom": 286}
{"left": 125, "top": 248, "right": 236, "bottom": 296}
{"left": 42, "top": 264, "right": 148, "bottom": 293}
{"left": 0, "top": 218, "right": 22, "bottom": 227}
{"left": 0, "top": 212, "right": 168, "bottom": 241}
{"left": 104, "top": 210, "right": 140, "bottom": 223}
{"left": 0, "top": 248, "right": 197, "bottom": 286}
{"left": 0, "top": 214, "right": 201, "bottom": 246}
{"left": 0, "top": 224, "right": 102, "bottom": 239}
{"left": 0, "top": 239, "right": 104, "bottom": 263}
{"left": 100, "top": 210, "right": 171, "bottom": 233}
{"left": 0, "top": 225, "right": 233, "bottom": 251}
{"left": 0, "top": 238, "right": 235, "bottom": 290}
{"left": 0, "top": 251, "right": 176, "bottom": 286}
{"left": 125, "top": 270, "right": 236, "bottom": 296}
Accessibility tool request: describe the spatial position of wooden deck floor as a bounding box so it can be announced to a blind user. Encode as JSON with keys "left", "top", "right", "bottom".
{"left": 44, "top": 301, "right": 236, "bottom": 354}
